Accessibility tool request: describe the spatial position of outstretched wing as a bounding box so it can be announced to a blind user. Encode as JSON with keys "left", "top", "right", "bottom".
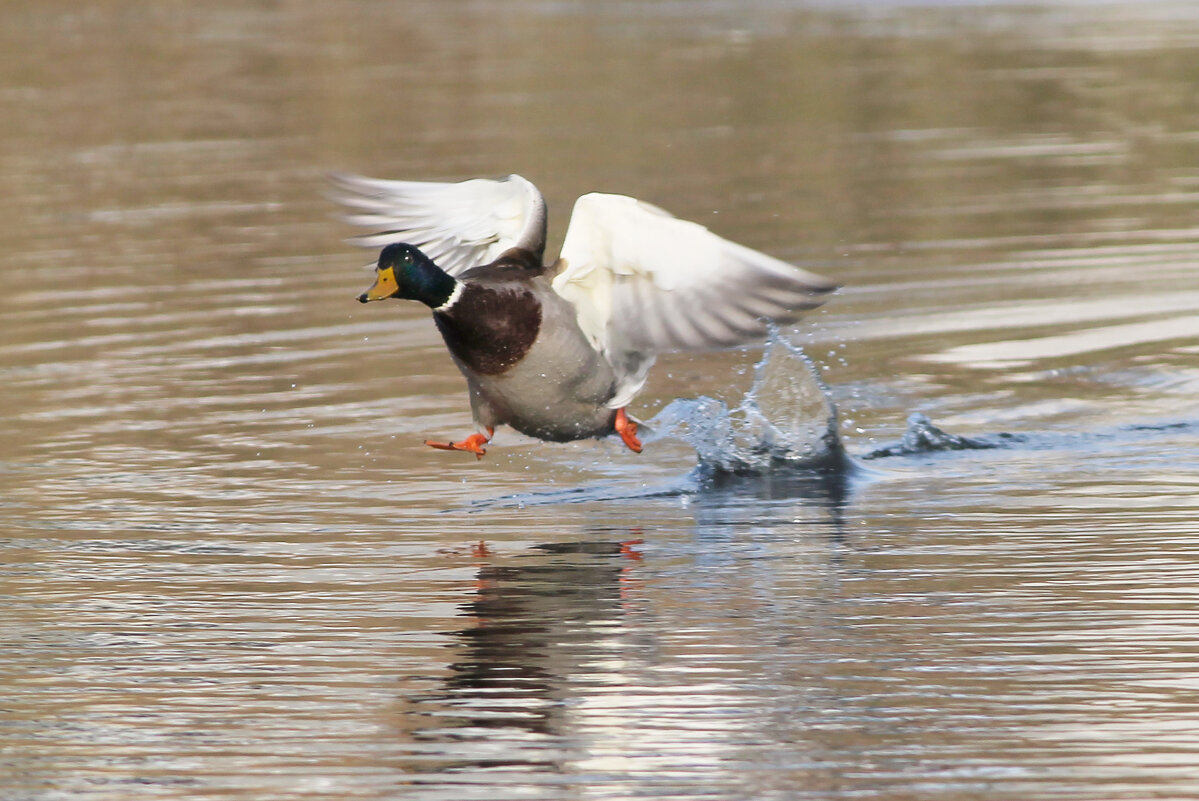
{"left": 552, "top": 193, "right": 838, "bottom": 407}
{"left": 329, "top": 172, "right": 547, "bottom": 276}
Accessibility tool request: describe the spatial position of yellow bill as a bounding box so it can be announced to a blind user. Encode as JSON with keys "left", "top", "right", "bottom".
{"left": 357, "top": 266, "right": 398, "bottom": 303}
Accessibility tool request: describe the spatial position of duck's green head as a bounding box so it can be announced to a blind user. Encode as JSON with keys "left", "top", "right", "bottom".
{"left": 357, "top": 243, "right": 457, "bottom": 309}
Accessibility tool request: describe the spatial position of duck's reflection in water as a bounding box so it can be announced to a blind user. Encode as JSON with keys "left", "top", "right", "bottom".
{"left": 399, "top": 534, "right": 645, "bottom": 779}
{"left": 396, "top": 472, "right": 851, "bottom": 792}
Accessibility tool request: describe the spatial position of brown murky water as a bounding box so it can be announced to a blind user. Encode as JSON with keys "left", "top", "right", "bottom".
{"left": 3, "top": 2, "right": 1199, "bottom": 799}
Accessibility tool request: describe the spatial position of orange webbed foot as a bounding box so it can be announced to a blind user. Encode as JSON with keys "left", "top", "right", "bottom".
{"left": 614, "top": 408, "right": 642, "bottom": 454}
{"left": 425, "top": 427, "right": 494, "bottom": 460}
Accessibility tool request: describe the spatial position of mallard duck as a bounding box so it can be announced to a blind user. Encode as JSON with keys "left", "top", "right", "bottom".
{"left": 332, "top": 173, "right": 838, "bottom": 458}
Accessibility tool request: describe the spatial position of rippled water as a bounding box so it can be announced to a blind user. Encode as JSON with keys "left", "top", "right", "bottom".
{"left": 3, "top": 1, "right": 1199, "bottom": 799}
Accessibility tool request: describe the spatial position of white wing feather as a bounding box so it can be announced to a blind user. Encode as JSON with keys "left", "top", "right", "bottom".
{"left": 552, "top": 193, "right": 837, "bottom": 407}
{"left": 329, "top": 173, "right": 546, "bottom": 277}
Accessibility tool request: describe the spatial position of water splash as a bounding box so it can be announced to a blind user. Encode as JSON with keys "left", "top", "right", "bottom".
{"left": 863, "top": 413, "right": 1020, "bottom": 459}
{"left": 649, "top": 333, "right": 849, "bottom": 476}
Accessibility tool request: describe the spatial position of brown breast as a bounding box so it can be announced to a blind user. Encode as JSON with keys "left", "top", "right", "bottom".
{"left": 433, "top": 282, "right": 543, "bottom": 376}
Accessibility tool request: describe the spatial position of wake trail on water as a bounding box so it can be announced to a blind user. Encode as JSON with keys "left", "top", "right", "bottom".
{"left": 862, "top": 413, "right": 1023, "bottom": 460}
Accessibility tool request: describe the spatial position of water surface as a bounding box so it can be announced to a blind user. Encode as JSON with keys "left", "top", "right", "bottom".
{"left": 2, "top": 2, "right": 1199, "bottom": 799}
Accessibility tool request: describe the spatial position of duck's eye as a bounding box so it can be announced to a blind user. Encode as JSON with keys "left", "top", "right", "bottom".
{"left": 401, "top": 251, "right": 414, "bottom": 265}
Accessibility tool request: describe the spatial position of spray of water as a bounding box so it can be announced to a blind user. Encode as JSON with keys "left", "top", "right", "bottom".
{"left": 648, "top": 332, "right": 849, "bottom": 475}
